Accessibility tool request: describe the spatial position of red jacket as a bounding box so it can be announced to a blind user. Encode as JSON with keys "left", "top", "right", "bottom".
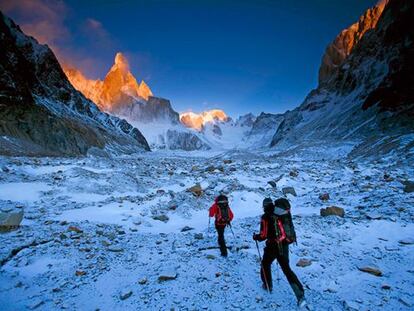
{"left": 209, "top": 199, "right": 234, "bottom": 227}
{"left": 254, "top": 213, "right": 288, "bottom": 245}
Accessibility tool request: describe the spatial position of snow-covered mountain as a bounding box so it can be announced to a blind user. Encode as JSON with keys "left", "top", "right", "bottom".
{"left": 0, "top": 12, "right": 150, "bottom": 156}
{"left": 65, "top": 54, "right": 210, "bottom": 151}
{"left": 270, "top": 0, "right": 414, "bottom": 157}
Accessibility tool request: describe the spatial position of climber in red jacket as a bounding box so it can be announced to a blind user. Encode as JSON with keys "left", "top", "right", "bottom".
{"left": 209, "top": 194, "right": 234, "bottom": 257}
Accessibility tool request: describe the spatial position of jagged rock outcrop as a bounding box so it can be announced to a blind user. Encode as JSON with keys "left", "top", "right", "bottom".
{"left": 235, "top": 113, "right": 256, "bottom": 127}
{"left": 270, "top": 0, "right": 414, "bottom": 156}
{"left": 244, "top": 112, "right": 284, "bottom": 147}
{"left": 319, "top": 0, "right": 388, "bottom": 85}
{"left": 64, "top": 53, "right": 153, "bottom": 113}
{"left": 0, "top": 12, "right": 150, "bottom": 156}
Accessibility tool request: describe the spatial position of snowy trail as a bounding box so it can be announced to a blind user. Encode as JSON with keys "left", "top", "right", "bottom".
{"left": 0, "top": 151, "right": 413, "bottom": 310}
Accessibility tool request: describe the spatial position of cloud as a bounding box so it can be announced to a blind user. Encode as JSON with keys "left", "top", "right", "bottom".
{"left": 81, "top": 18, "right": 113, "bottom": 49}
{"left": 0, "top": 0, "right": 69, "bottom": 46}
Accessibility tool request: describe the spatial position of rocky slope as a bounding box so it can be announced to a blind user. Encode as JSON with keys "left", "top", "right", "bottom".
{"left": 270, "top": 0, "right": 414, "bottom": 157}
{"left": 0, "top": 12, "right": 150, "bottom": 156}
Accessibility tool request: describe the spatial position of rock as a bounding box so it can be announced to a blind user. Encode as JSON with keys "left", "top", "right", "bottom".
{"left": 282, "top": 187, "right": 297, "bottom": 197}
{"left": 206, "top": 254, "right": 216, "bottom": 260}
{"left": 158, "top": 272, "right": 177, "bottom": 282}
{"left": 357, "top": 265, "right": 382, "bottom": 277}
{"left": 1, "top": 166, "right": 10, "bottom": 173}
{"left": 27, "top": 299, "right": 44, "bottom": 310}
{"left": 68, "top": 226, "right": 83, "bottom": 234}
{"left": 108, "top": 246, "right": 124, "bottom": 252}
{"left": 156, "top": 189, "right": 165, "bottom": 195}
{"left": 120, "top": 290, "right": 133, "bottom": 300}
{"left": 366, "top": 212, "right": 381, "bottom": 220}
{"left": 320, "top": 206, "right": 345, "bottom": 218}
{"left": 383, "top": 173, "right": 393, "bottom": 182}
{"left": 381, "top": 284, "right": 391, "bottom": 290}
{"left": 138, "top": 278, "right": 147, "bottom": 285}
{"left": 402, "top": 180, "right": 414, "bottom": 193}
{"left": 187, "top": 183, "right": 203, "bottom": 197}
{"left": 223, "top": 159, "right": 232, "bottom": 164}
{"left": 319, "top": 193, "right": 330, "bottom": 201}
{"left": 194, "top": 233, "right": 204, "bottom": 240}
{"left": 398, "top": 238, "right": 414, "bottom": 245}
{"left": 181, "top": 226, "right": 194, "bottom": 232}
{"left": 343, "top": 300, "right": 360, "bottom": 311}
{"left": 206, "top": 166, "right": 216, "bottom": 172}
{"left": 215, "top": 272, "right": 222, "bottom": 277}
{"left": 75, "top": 270, "right": 86, "bottom": 276}
{"left": 267, "top": 181, "right": 277, "bottom": 188}
{"left": 0, "top": 209, "right": 23, "bottom": 228}
{"left": 296, "top": 258, "right": 312, "bottom": 267}
{"left": 289, "top": 170, "right": 298, "bottom": 177}
{"left": 152, "top": 215, "right": 169, "bottom": 223}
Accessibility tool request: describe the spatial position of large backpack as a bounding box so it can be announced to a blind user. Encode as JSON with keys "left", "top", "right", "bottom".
{"left": 218, "top": 204, "right": 230, "bottom": 223}
{"left": 272, "top": 212, "right": 296, "bottom": 244}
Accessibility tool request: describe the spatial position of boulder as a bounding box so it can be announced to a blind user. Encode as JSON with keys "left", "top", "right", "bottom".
{"left": 289, "top": 170, "right": 299, "bottom": 177}
{"left": 194, "top": 233, "right": 204, "bottom": 240}
{"left": 0, "top": 209, "right": 23, "bottom": 229}
{"left": 320, "top": 206, "right": 345, "bottom": 217}
{"left": 68, "top": 226, "right": 83, "bottom": 234}
{"left": 267, "top": 181, "right": 277, "bottom": 188}
{"left": 282, "top": 187, "right": 297, "bottom": 197}
{"left": 187, "top": 184, "right": 203, "bottom": 197}
{"left": 223, "top": 159, "right": 232, "bottom": 164}
{"left": 357, "top": 265, "right": 382, "bottom": 277}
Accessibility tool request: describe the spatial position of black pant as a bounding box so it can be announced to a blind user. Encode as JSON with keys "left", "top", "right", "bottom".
{"left": 261, "top": 243, "right": 304, "bottom": 300}
{"left": 215, "top": 225, "right": 227, "bottom": 256}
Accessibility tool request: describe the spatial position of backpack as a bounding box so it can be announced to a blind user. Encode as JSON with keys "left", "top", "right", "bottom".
{"left": 218, "top": 204, "right": 230, "bottom": 223}
{"left": 272, "top": 212, "right": 296, "bottom": 244}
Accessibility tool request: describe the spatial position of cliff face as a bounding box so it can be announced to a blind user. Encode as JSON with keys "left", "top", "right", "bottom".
{"left": 318, "top": 0, "right": 388, "bottom": 85}
{"left": 0, "top": 12, "right": 150, "bottom": 156}
{"left": 270, "top": 0, "right": 414, "bottom": 155}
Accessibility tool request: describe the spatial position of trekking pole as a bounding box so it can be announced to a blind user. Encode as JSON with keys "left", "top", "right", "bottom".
{"left": 228, "top": 223, "right": 236, "bottom": 239}
{"left": 208, "top": 217, "right": 211, "bottom": 234}
{"left": 255, "top": 240, "right": 271, "bottom": 293}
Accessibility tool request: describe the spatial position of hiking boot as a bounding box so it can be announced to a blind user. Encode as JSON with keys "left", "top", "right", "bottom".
{"left": 262, "top": 283, "right": 272, "bottom": 292}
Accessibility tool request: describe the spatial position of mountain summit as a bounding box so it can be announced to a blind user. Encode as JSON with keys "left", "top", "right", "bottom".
{"left": 64, "top": 53, "right": 153, "bottom": 113}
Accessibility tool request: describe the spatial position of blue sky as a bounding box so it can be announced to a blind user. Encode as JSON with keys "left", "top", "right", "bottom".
{"left": 2, "top": 0, "right": 377, "bottom": 117}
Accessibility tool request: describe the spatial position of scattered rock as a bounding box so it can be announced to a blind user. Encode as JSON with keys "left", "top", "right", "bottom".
{"left": 289, "top": 170, "right": 299, "bottom": 177}
{"left": 206, "top": 254, "right": 216, "bottom": 260}
{"left": 138, "top": 278, "right": 147, "bottom": 285}
{"left": 75, "top": 270, "right": 86, "bottom": 276}
{"left": 398, "top": 238, "right": 414, "bottom": 245}
{"left": 223, "top": 159, "right": 232, "bottom": 164}
{"left": 27, "top": 299, "right": 44, "bottom": 310}
{"left": 366, "top": 212, "right": 382, "bottom": 220}
{"left": 156, "top": 189, "right": 165, "bottom": 195}
{"left": 120, "top": 290, "right": 133, "bottom": 300}
{"left": 402, "top": 180, "right": 414, "bottom": 193}
{"left": 383, "top": 173, "right": 393, "bottom": 182}
{"left": 68, "top": 226, "right": 83, "bottom": 234}
{"left": 158, "top": 272, "right": 177, "bottom": 282}
{"left": 357, "top": 265, "right": 382, "bottom": 277}
{"left": 296, "top": 258, "right": 312, "bottom": 267}
{"left": 187, "top": 184, "right": 203, "bottom": 197}
{"left": 282, "top": 186, "right": 297, "bottom": 197}
{"left": 215, "top": 272, "right": 222, "bottom": 277}
{"left": 267, "top": 181, "right": 277, "bottom": 188}
{"left": 181, "top": 226, "right": 194, "bottom": 232}
{"left": 320, "top": 206, "right": 345, "bottom": 218}
{"left": 108, "top": 246, "right": 124, "bottom": 252}
{"left": 194, "top": 233, "right": 204, "bottom": 240}
{"left": 381, "top": 284, "right": 391, "bottom": 290}
{"left": 205, "top": 166, "right": 215, "bottom": 172}
{"left": 152, "top": 215, "right": 169, "bottom": 223}
{"left": 319, "top": 193, "right": 330, "bottom": 201}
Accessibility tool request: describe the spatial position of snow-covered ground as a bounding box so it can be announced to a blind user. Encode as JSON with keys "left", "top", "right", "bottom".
{"left": 0, "top": 150, "right": 413, "bottom": 310}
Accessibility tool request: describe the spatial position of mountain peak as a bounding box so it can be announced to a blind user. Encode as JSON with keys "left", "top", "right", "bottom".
{"left": 114, "top": 52, "right": 129, "bottom": 69}
{"left": 138, "top": 80, "right": 153, "bottom": 100}
{"left": 180, "top": 109, "right": 229, "bottom": 131}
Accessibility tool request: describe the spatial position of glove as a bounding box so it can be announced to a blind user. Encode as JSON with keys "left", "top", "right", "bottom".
{"left": 253, "top": 233, "right": 260, "bottom": 241}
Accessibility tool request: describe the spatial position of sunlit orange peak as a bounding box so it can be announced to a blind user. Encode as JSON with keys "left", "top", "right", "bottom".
{"left": 180, "top": 109, "right": 228, "bottom": 130}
